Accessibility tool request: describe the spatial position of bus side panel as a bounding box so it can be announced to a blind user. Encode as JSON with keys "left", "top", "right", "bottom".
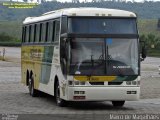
{"left": 21, "top": 45, "right": 44, "bottom": 90}
{"left": 33, "top": 46, "right": 44, "bottom": 89}
{"left": 38, "top": 45, "right": 58, "bottom": 93}
{"left": 21, "top": 46, "right": 33, "bottom": 85}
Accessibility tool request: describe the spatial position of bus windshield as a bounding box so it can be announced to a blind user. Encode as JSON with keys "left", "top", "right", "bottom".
{"left": 69, "top": 38, "right": 139, "bottom": 76}
{"left": 68, "top": 18, "right": 137, "bottom": 34}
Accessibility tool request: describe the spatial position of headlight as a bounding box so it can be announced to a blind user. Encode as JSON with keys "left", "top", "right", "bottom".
{"left": 126, "top": 81, "right": 140, "bottom": 85}
{"left": 68, "top": 80, "right": 85, "bottom": 86}
{"left": 126, "top": 81, "right": 132, "bottom": 85}
{"left": 132, "top": 81, "right": 137, "bottom": 85}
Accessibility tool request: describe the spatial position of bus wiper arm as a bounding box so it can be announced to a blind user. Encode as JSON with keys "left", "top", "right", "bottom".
{"left": 91, "top": 55, "right": 94, "bottom": 67}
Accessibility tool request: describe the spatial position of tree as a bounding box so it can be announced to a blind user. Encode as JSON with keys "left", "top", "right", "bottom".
{"left": 147, "top": 34, "right": 160, "bottom": 49}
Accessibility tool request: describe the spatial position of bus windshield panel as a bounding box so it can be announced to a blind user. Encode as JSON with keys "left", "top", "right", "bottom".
{"left": 69, "top": 38, "right": 139, "bottom": 76}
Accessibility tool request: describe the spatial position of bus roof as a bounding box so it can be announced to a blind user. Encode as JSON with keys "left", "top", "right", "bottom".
{"left": 23, "top": 8, "right": 136, "bottom": 24}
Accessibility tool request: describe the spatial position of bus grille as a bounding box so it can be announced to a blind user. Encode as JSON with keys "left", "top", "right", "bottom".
{"left": 108, "top": 82, "right": 123, "bottom": 85}
{"left": 89, "top": 82, "right": 104, "bottom": 85}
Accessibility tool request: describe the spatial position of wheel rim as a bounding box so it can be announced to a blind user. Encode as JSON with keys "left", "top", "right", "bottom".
{"left": 56, "top": 84, "right": 61, "bottom": 104}
{"left": 29, "top": 79, "right": 33, "bottom": 95}
{"left": 29, "top": 79, "right": 32, "bottom": 94}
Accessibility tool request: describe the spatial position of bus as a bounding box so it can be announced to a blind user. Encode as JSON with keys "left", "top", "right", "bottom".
{"left": 21, "top": 8, "right": 146, "bottom": 107}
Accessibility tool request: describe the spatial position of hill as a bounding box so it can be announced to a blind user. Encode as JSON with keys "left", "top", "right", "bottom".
{"left": 0, "top": 19, "right": 159, "bottom": 40}
{"left": 0, "top": 1, "right": 160, "bottom": 21}
{"left": 138, "top": 19, "right": 160, "bottom": 37}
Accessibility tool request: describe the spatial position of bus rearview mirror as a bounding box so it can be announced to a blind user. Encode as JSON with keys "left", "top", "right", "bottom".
{"left": 140, "top": 40, "right": 147, "bottom": 61}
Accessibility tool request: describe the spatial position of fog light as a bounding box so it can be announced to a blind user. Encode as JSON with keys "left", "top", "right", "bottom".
{"left": 126, "top": 81, "right": 131, "bottom": 85}
{"left": 131, "top": 91, "right": 137, "bottom": 94}
{"left": 74, "top": 91, "right": 79, "bottom": 94}
{"left": 79, "top": 91, "right": 85, "bottom": 94}
{"left": 127, "top": 91, "right": 137, "bottom": 94}
{"left": 127, "top": 91, "right": 131, "bottom": 94}
{"left": 74, "top": 81, "right": 79, "bottom": 85}
{"left": 132, "top": 81, "right": 137, "bottom": 85}
{"left": 80, "top": 81, "right": 85, "bottom": 85}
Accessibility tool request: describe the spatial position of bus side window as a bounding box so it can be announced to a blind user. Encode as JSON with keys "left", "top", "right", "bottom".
{"left": 45, "top": 22, "right": 49, "bottom": 42}
{"left": 52, "top": 21, "right": 55, "bottom": 42}
{"left": 39, "top": 23, "right": 42, "bottom": 42}
{"left": 47, "top": 21, "right": 54, "bottom": 42}
{"left": 25, "top": 26, "right": 29, "bottom": 43}
{"left": 22, "top": 26, "right": 26, "bottom": 43}
{"left": 35, "top": 24, "right": 40, "bottom": 43}
{"left": 30, "top": 25, "right": 35, "bottom": 43}
{"left": 54, "top": 20, "right": 60, "bottom": 42}
{"left": 33, "top": 24, "right": 37, "bottom": 42}
{"left": 28, "top": 25, "right": 31, "bottom": 43}
{"left": 41, "top": 23, "right": 47, "bottom": 43}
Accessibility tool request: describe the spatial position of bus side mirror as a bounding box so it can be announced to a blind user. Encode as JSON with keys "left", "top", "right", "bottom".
{"left": 142, "top": 46, "right": 147, "bottom": 59}
{"left": 140, "top": 40, "right": 147, "bottom": 61}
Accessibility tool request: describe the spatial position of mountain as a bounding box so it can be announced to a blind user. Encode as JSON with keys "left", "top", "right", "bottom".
{"left": 0, "top": 1, "right": 160, "bottom": 21}
{"left": 0, "top": 1, "right": 160, "bottom": 41}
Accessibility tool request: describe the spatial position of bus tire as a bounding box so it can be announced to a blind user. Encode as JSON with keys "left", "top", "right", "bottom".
{"left": 112, "top": 101, "right": 125, "bottom": 107}
{"left": 55, "top": 81, "right": 67, "bottom": 107}
{"left": 28, "top": 77, "right": 38, "bottom": 97}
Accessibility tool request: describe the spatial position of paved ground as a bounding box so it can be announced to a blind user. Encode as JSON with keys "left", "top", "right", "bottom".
{"left": 0, "top": 47, "right": 160, "bottom": 119}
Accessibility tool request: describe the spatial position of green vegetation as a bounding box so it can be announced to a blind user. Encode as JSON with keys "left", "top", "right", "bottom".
{"left": 0, "top": 21, "right": 21, "bottom": 46}
{"left": 138, "top": 19, "right": 160, "bottom": 38}
{"left": 139, "top": 33, "right": 160, "bottom": 57}
{"left": 147, "top": 49, "right": 160, "bottom": 57}
{"left": 138, "top": 19, "right": 160, "bottom": 57}
{"left": 0, "top": 19, "right": 160, "bottom": 56}
{"left": 0, "top": 21, "right": 22, "bottom": 39}
{"left": 0, "top": 0, "right": 160, "bottom": 56}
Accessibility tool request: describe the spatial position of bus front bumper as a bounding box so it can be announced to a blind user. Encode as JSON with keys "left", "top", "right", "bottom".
{"left": 67, "top": 86, "right": 140, "bottom": 101}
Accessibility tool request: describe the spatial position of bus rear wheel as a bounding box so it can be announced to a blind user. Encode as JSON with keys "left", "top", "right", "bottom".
{"left": 112, "top": 101, "right": 125, "bottom": 107}
{"left": 55, "top": 82, "right": 67, "bottom": 107}
{"left": 28, "top": 77, "right": 38, "bottom": 97}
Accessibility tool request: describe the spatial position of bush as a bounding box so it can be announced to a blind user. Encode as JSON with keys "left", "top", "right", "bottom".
{"left": 0, "top": 32, "right": 17, "bottom": 42}
{"left": 0, "top": 32, "right": 21, "bottom": 46}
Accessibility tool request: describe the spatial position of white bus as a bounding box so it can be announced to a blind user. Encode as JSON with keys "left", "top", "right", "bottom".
{"left": 21, "top": 8, "right": 146, "bottom": 107}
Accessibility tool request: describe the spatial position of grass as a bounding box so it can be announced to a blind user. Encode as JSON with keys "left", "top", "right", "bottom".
{"left": 147, "top": 49, "right": 160, "bottom": 57}
{"left": 0, "top": 42, "right": 21, "bottom": 47}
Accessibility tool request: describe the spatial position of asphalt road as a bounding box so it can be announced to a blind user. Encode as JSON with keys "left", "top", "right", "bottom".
{"left": 0, "top": 47, "right": 160, "bottom": 120}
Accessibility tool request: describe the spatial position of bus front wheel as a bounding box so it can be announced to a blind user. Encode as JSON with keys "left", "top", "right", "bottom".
{"left": 55, "top": 82, "right": 67, "bottom": 107}
{"left": 112, "top": 101, "right": 125, "bottom": 107}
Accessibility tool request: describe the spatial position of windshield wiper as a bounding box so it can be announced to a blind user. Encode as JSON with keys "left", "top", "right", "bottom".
{"left": 91, "top": 55, "right": 94, "bottom": 67}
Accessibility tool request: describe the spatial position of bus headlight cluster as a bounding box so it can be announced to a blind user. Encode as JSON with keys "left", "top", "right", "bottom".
{"left": 68, "top": 80, "right": 85, "bottom": 86}
{"left": 126, "top": 81, "right": 140, "bottom": 85}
